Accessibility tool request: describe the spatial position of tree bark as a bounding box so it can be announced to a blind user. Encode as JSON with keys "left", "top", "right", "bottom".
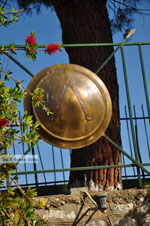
{"left": 52, "top": 0, "right": 122, "bottom": 191}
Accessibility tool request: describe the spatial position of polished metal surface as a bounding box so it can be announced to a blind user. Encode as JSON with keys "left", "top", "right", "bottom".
{"left": 24, "top": 64, "right": 112, "bottom": 149}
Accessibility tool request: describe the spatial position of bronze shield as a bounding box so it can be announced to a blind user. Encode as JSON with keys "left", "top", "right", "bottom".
{"left": 24, "top": 64, "right": 112, "bottom": 149}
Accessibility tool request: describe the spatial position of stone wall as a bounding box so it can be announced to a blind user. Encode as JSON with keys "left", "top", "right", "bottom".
{"left": 35, "top": 187, "right": 150, "bottom": 226}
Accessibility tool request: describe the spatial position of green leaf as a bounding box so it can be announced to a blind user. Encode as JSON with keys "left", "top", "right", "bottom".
{"left": 35, "top": 221, "right": 41, "bottom": 226}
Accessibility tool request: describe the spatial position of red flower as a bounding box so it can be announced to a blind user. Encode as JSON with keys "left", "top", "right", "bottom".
{"left": 0, "top": 118, "right": 10, "bottom": 128}
{"left": 26, "top": 35, "right": 36, "bottom": 45}
{"left": 46, "top": 43, "right": 61, "bottom": 55}
{"left": 29, "top": 48, "right": 33, "bottom": 53}
{"left": 36, "top": 95, "right": 41, "bottom": 101}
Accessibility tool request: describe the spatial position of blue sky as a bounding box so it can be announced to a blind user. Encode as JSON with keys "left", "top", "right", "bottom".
{"left": 1, "top": 2, "right": 150, "bottom": 185}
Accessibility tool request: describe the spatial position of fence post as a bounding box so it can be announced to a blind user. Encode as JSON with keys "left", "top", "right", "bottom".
{"left": 138, "top": 44, "right": 150, "bottom": 122}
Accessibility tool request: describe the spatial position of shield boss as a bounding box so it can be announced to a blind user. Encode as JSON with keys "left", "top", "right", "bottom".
{"left": 24, "top": 64, "right": 112, "bottom": 149}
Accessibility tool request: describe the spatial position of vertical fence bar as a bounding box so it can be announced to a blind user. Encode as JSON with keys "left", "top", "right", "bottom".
{"left": 52, "top": 146, "right": 56, "bottom": 185}
{"left": 19, "top": 112, "right": 28, "bottom": 186}
{"left": 122, "top": 144, "right": 127, "bottom": 179}
{"left": 60, "top": 148, "right": 66, "bottom": 183}
{"left": 120, "top": 46, "right": 142, "bottom": 187}
{"left": 36, "top": 145, "right": 47, "bottom": 185}
{"left": 138, "top": 44, "right": 150, "bottom": 123}
{"left": 141, "top": 105, "right": 150, "bottom": 159}
{"left": 12, "top": 143, "right": 18, "bottom": 182}
{"left": 133, "top": 105, "right": 145, "bottom": 179}
{"left": 31, "top": 145, "right": 38, "bottom": 188}
{"left": 124, "top": 106, "right": 136, "bottom": 176}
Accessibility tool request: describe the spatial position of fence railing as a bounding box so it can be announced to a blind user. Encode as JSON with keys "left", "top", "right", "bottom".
{"left": 1, "top": 41, "right": 150, "bottom": 194}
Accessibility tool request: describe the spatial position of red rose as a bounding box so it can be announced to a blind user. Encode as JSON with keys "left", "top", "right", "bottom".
{"left": 26, "top": 35, "right": 36, "bottom": 45}
{"left": 46, "top": 43, "right": 61, "bottom": 55}
{"left": 0, "top": 118, "right": 10, "bottom": 128}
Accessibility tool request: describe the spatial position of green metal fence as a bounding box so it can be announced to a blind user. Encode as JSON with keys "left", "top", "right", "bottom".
{"left": 1, "top": 40, "right": 150, "bottom": 194}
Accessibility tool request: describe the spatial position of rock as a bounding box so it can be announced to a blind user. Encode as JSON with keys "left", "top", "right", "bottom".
{"left": 70, "top": 187, "right": 88, "bottom": 194}
{"left": 87, "top": 220, "right": 106, "bottom": 226}
{"left": 49, "top": 209, "right": 76, "bottom": 220}
{"left": 115, "top": 217, "right": 136, "bottom": 226}
{"left": 61, "top": 201, "right": 65, "bottom": 205}
{"left": 139, "top": 197, "right": 144, "bottom": 202}
{"left": 140, "top": 204, "right": 150, "bottom": 213}
{"left": 114, "top": 203, "right": 134, "bottom": 213}
{"left": 143, "top": 214, "right": 150, "bottom": 225}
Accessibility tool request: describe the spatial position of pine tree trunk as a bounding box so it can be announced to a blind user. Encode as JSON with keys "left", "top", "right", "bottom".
{"left": 52, "top": 0, "right": 122, "bottom": 191}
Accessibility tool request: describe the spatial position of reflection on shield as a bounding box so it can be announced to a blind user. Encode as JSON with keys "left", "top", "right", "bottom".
{"left": 24, "top": 64, "right": 112, "bottom": 149}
